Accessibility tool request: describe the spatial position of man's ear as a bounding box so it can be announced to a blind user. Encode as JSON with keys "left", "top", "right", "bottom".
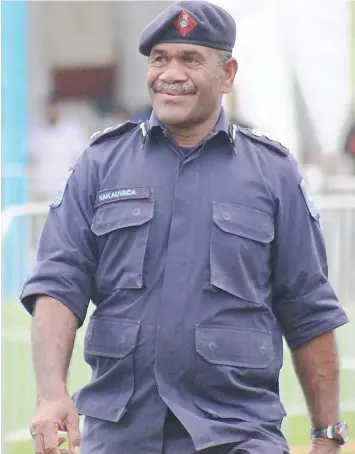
{"left": 220, "top": 57, "right": 238, "bottom": 95}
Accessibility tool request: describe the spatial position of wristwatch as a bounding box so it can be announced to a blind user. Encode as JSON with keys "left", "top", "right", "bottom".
{"left": 311, "top": 421, "right": 349, "bottom": 445}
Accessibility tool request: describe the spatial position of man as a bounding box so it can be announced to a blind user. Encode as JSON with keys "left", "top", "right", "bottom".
{"left": 20, "top": 2, "right": 349, "bottom": 453}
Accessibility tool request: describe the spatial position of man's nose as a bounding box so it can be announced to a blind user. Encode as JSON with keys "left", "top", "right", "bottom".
{"left": 158, "top": 61, "right": 188, "bottom": 84}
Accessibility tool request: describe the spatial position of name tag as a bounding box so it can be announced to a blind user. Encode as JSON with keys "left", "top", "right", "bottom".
{"left": 95, "top": 186, "right": 151, "bottom": 207}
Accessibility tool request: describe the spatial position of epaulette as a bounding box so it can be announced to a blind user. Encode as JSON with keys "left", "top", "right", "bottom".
{"left": 89, "top": 121, "right": 138, "bottom": 146}
{"left": 238, "top": 127, "right": 289, "bottom": 156}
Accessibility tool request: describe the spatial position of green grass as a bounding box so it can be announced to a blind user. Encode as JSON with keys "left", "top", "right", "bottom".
{"left": 3, "top": 303, "right": 355, "bottom": 453}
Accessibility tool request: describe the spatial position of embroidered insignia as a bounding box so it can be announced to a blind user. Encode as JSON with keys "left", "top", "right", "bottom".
{"left": 50, "top": 168, "right": 74, "bottom": 208}
{"left": 300, "top": 178, "right": 319, "bottom": 221}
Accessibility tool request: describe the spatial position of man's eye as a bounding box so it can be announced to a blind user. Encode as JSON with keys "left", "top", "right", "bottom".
{"left": 152, "top": 56, "right": 167, "bottom": 64}
{"left": 185, "top": 57, "right": 199, "bottom": 66}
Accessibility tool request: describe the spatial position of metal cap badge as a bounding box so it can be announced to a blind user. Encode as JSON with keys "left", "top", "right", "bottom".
{"left": 174, "top": 11, "right": 198, "bottom": 37}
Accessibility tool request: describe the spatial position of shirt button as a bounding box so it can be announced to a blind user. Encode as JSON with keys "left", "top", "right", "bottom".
{"left": 132, "top": 208, "right": 141, "bottom": 216}
{"left": 223, "top": 212, "right": 231, "bottom": 220}
{"left": 209, "top": 342, "right": 217, "bottom": 351}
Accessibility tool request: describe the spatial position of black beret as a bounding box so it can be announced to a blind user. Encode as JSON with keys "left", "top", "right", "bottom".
{"left": 138, "top": 1, "right": 236, "bottom": 57}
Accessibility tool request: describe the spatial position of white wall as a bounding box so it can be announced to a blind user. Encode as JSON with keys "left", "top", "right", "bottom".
{"left": 28, "top": 1, "right": 51, "bottom": 124}
{"left": 221, "top": 0, "right": 300, "bottom": 155}
{"left": 42, "top": 1, "right": 116, "bottom": 67}
{"left": 284, "top": 0, "right": 351, "bottom": 157}
{"left": 217, "top": 0, "right": 352, "bottom": 160}
{"left": 28, "top": 1, "right": 172, "bottom": 123}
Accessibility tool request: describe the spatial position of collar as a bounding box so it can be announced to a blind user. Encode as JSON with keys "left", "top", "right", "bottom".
{"left": 213, "top": 108, "right": 231, "bottom": 136}
{"left": 143, "top": 108, "right": 237, "bottom": 148}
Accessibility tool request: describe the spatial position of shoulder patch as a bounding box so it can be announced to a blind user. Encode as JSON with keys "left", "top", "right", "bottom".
{"left": 89, "top": 121, "right": 137, "bottom": 145}
{"left": 50, "top": 168, "right": 74, "bottom": 208}
{"left": 299, "top": 178, "right": 319, "bottom": 221}
{"left": 238, "top": 127, "right": 289, "bottom": 156}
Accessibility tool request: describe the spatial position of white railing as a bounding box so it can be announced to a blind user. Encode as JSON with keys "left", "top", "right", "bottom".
{"left": 2, "top": 197, "right": 355, "bottom": 449}
{"left": 2, "top": 202, "right": 51, "bottom": 238}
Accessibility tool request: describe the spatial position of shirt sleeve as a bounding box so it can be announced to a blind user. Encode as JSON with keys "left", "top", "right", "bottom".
{"left": 20, "top": 148, "right": 98, "bottom": 326}
{"left": 272, "top": 153, "right": 349, "bottom": 350}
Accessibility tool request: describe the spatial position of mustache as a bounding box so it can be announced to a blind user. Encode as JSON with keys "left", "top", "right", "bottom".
{"left": 152, "top": 81, "right": 197, "bottom": 95}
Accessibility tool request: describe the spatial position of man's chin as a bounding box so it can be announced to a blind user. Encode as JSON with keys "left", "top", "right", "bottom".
{"left": 154, "top": 107, "right": 191, "bottom": 126}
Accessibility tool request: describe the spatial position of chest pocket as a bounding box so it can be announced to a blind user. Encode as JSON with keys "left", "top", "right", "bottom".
{"left": 209, "top": 202, "right": 274, "bottom": 303}
{"left": 91, "top": 198, "right": 154, "bottom": 290}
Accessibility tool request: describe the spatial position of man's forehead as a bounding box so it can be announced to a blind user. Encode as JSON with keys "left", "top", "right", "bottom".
{"left": 151, "top": 43, "right": 215, "bottom": 57}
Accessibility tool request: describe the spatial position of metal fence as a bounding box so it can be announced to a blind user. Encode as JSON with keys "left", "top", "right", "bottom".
{"left": 2, "top": 196, "right": 355, "bottom": 449}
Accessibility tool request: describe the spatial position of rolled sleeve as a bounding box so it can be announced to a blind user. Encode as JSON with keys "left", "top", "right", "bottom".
{"left": 21, "top": 261, "right": 92, "bottom": 325}
{"left": 20, "top": 148, "right": 98, "bottom": 326}
{"left": 272, "top": 154, "right": 349, "bottom": 350}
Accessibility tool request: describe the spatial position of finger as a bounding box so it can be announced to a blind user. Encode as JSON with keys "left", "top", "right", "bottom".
{"left": 43, "top": 430, "right": 60, "bottom": 454}
{"left": 33, "top": 433, "right": 45, "bottom": 454}
{"left": 69, "top": 439, "right": 80, "bottom": 454}
{"left": 59, "top": 450, "right": 71, "bottom": 454}
{"left": 66, "top": 415, "right": 81, "bottom": 454}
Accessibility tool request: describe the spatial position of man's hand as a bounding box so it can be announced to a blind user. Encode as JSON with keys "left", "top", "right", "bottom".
{"left": 30, "top": 392, "right": 80, "bottom": 454}
{"left": 308, "top": 438, "right": 340, "bottom": 454}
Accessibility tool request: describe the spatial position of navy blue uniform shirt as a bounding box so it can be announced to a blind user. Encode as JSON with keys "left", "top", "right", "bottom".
{"left": 20, "top": 108, "right": 348, "bottom": 453}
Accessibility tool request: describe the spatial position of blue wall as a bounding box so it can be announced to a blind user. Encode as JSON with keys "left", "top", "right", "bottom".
{"left": 2, "top": 1, "right": 29, "bottom": 299}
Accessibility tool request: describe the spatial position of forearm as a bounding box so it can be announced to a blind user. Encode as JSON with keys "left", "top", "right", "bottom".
{"left": 32, "top": 296, "right": 79, "bottom": 399}
{"left": 292, "top": 330, "right": 340, "bottom": 427}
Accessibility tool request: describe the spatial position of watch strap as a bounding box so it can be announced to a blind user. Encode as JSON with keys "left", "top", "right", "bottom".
{"left": 312, "top": 427, "right": 333, "bottom": 439}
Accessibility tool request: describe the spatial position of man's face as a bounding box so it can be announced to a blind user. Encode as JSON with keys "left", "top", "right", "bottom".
{"left": 147, "top": 43, "right": 236, "bottom": 128}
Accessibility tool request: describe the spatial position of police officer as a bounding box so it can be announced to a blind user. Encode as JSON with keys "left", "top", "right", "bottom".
{"left": 21, "top": 2, "right": 349, "bottom": 453}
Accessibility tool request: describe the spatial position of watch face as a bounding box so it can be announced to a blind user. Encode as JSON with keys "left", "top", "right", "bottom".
{"left": 335, "top": 423, "right": 349, "bottom": 444}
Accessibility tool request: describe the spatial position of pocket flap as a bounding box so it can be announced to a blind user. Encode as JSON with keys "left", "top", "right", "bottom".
{"left": 91, "top": 199, "right": 154, "bottom": 236}
{"left": 195, "top": 326, "right": 273, "bottom": 368}
{"left": 85, "top": 316, "right": 140, "bottom": 358}
{"left": 212, "top": 202, "right": 274, "bottom": 243}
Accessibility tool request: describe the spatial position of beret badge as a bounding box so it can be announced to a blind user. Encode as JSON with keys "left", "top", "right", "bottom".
{"left": 174, "top": 10, "right": 198, "bottom": 37}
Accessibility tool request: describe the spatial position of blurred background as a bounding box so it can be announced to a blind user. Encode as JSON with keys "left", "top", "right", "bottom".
{"left": 1, "top": 1, "right": 355, "bottom": 453}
